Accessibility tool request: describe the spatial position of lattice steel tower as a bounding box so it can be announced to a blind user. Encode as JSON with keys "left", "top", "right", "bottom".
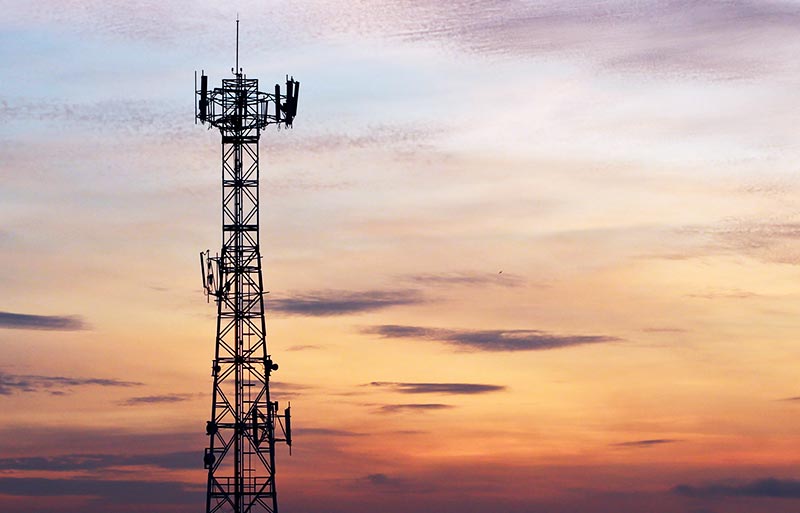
{"left": 194, "top": 21, "right": 298, "bottom": 513}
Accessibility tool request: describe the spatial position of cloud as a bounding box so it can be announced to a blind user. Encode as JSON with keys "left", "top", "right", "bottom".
{"left": 686, "top": 219, "right": 800, "bottom": 265}
{"left": 375, "top": 0, "right": 800, "bottom": 79}
{"left": 673, "top": 478, "right": 800, "bottom": 499}
{"left": 0, "top": 451, "right": 198, "bottom": 471}
{"left": 364, "top": 325, "right": 619, "bottom": 352}
{"left": 686, "top": 290, "right": 759, "bottom": 300}
{"left": 378, "top": 403, "right": 453, "bottom": 414}
{"left": 286, "top": 344, "right": 323, "bottom": 351}
{"left": 0, "top": 311, "right": 86, "bottom": 331}
{"left": 613, "top": 439, "right": 679, "bottom": 448}
{"left": 269, "top": 381, "right": 313, "bottom": 395}
{"left": 366, "top": 473, "right": 395, "bottom": 486}
{"left": 356, "top": 472, "right": 438, "bottom": 494}
{"left": 270, "top": 289, "right": 424, "bottom": 317}
{"left": 0, "top": 373, "right": 142, "bottom": 395}
{"left": 0, "top": 427, "right": 205, "bottom": 458}
{"left": 294, "top": 428, "right": 366, "bottom": 437}
{"left": 642, "top": 327, "right": 687, "bottom": 333}
{"left": 0, "top": 476, "right": 200, "bottom": 504}
{"left": 402, "top": 271, "right": 525, "bottom": 288}
{"left": 120, "top": 393, "right": 197, "bottom": 406}
{"left": 369, "top": 381, "right": 506, "bottom": 395}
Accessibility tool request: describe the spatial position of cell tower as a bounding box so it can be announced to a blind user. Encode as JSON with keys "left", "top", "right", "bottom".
{"left": 194, "top": 19, "right": 299, "bottom": 513}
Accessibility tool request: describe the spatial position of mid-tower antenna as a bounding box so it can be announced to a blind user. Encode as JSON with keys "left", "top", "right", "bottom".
{"left": 194, "top": 19, "right": 301, "bottom": 513}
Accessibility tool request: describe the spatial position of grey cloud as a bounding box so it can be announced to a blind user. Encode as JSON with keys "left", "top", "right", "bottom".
{"left": 613, "top": 439, "right": 679, "bottom": 448}
{"left": 369, "top": 381, "right": 505, "bottom": 395}
{"left": 686, "top": 219, "right": 800, "bottom": 265}
{"left": 0, "top": 427, "right": 205, "bottom": 458}
{"left": 286, "top": 344, "right": 323, "bottom": 351}
{"left": 366, "top": 473, "right": 394, "bottom": 486}
{"left": 270, "top": 289, "right": 424, "bottom": 316}
{"left": 403, "top": 271, "right": 524, "bottom": 288}
{"left": 0, "top": 98, "right": 187, "bottom": 138}
{"left": 0, "top": 311, "right": 86, "bottom": 331}
{"left": 9, "top": 0, "right": 800, "bottom": 81}
{"left": 0, "top": 451, "right": 198, "bottom": 471}
{"left": 269, "top": 381, "right": 313, "bottom": 394}
{"left": 0, "top": 373, "right": 142, "bottom": 395}
{"left": 0, "top": 476, "right": 201, "bottom": 504}
{"left": 378, "top": 403, "right": 453, "bottom": 414}
{"left": 673, "top": 478, "right": 800, "bottom": 498}
{"left": 294, "top": 428, "right": 366, "bottom": 437}
{"left": 357, "top": 472, "right": 438, "bottom": 494}
{"left": 364, "top": 325, "right": 619, "bottom": 352}
{"left": 121, "top": 393, "right": 197, "bottom": 406}
{"left": 381, "top": 0, "right": 800, "bottom": 79}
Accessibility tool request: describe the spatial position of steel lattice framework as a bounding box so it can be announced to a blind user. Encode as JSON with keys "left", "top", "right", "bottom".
{"left": 195, "top": 38, "right": 299, "bottom": 513}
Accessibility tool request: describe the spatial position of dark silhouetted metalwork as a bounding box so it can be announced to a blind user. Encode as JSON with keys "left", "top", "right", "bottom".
{"left": 195, "top": 21, "right": 298, "bottom": 513}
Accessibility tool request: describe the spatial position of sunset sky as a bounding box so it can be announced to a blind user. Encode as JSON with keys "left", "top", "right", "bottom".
{"left": 3, "top": 1, "right": 800, "bottom": 512}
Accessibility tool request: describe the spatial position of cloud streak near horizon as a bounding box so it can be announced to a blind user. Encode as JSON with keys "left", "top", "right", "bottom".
{"left": 0, "top": 476, "right": 200, "bottom": 504}
{"left": 613, "top": 439, "right": 679, "bottom": 448}
{"left": 673, "top": 478, "right": 800, "bottom": 499}
{"left": 0, "top": 451, "right": 198, "bottom": 472}
{"left": 0, "top": 312, "right": 86, "bottom": 331}
{"left": 378, "top": 403, "right": 453, "bottom": 414}
{"left": 270, "top": 289, "right": 424, "bottom": 316}
{"left": 402, "top": 271, "right": 524, "bottom": 288}
{"left": 0, "top": 373, "right": 141, "bottom": 395}
{"left": 120, "top": 393, "right": 197, "bottom": 406}
{"left": 369, "top": 381, "right": 506, "bottom": 395}
{"left": 364, "top": 325, "right": 619, "bottom": 352}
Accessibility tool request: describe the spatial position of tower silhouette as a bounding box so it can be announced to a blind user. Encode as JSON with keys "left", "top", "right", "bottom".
{"left": 195, "top": 20, "right": 299, "bottom": 513}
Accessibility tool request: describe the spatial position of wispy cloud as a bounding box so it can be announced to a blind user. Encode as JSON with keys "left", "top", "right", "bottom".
{"left": 120, "top": 393, "right": 198, "bottom": 406}
{"left": 0, "top": 373, "right": 141, "bottom": 395}
{"left": 673, "top": 478, "right": 800, "bottom": 498}
{"left": 686, "top": 290, "right": 759, "bottom": 300}
{"left": 0, "top": 311, "right": 86, "bottom": 331}
{"left": 0, "top": 476, "right": 200, "bottom": 504}
{"left": 0, "top": 451, "right": 197, "bottom": 471}
{"left": 379, "top": 0, "right": 800, "bottom": 79}
{"left": 642, "top": 327, "right": 687, "bottom": 334}
{"left": 269, "top": 381, "right": 313, "bottom": 395}
{"left": 294, "top": 428, "right": 366, "bottom": 437}
{"left": 270, "top": 289, "right": 424, "bottom": 317}
{"left": 686, "top": 219, "right": 800, "bottom": 265}
{"left": 365, "top": 473, "right": 400, "bottom": 486}
{"left": 358, "top": 472, "right": 436, "bottom": 493}
{"left": 369, "top": 382, "right": 505, "bottom": 395}
{"left": 402, "top": 271, "right": 525, "bottom": 288}
{"left": 364, "top": 325, "right": 619, "bottom": 352}
{"left": 613, "top": 439, "right": 680, "bottom": 448}
{"left": 0, "top": 98, "right": 184, "bottom": 137}
{"left": 0, "top": 427, "right": 204, "bottom": 457}
{"left": 286, "top": 344, "right": 323, "bottom": 351}
{"left": 378, "top": 403, "right": 453, "bottom": 414}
